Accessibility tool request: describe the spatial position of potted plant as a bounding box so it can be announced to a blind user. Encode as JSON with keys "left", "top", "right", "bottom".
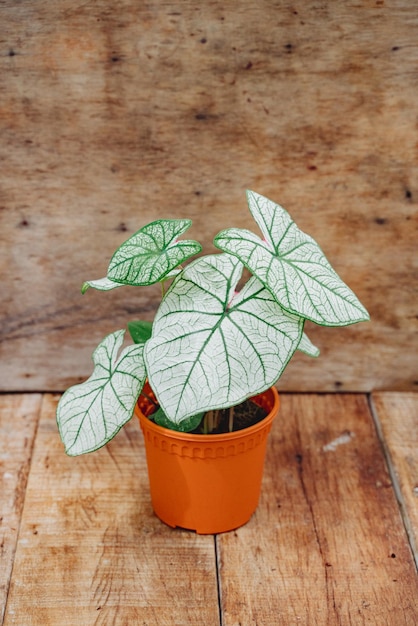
{"left": 57, "top": 190, "right": 369, "bottom": 533}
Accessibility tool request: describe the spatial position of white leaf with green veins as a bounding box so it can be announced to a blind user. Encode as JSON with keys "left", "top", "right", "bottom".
{"left": 107, "top": 219, "right": 201, "bottom": 286}
{"left": 56, "top": 330, "right": 146, "bottom": 456}
{"left": 144, "top": 254, "right": 303, "bottom": 425}
{"left": 214, "top": 190, "right": 369, "bottom": 327}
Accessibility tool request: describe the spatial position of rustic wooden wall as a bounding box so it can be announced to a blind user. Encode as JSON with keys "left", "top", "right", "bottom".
{"left": 1, "top": 1, "right": 416, "bottom": 392}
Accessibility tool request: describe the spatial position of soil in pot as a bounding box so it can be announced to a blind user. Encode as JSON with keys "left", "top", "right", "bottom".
{"left": 190, "top": 399, "right": 268, "bottom": 434}
{"left": 140, "top": 386, "right": 269, "bottom": 435}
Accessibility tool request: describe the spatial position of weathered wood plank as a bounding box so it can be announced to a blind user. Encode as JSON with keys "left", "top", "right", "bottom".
{"left": 372, "top": 392, "right": 418, "bottom": 568}
{"left": 0, "top": 394, "right": 42, "bottom": 625}
{"left": 1, "top": 1, "right": 417, "bottom": 391}
{"left": 3, "top": 394, "right": 219, "bottom": 626}
{"left": 217, "top": 394, "right": 418, "bottom": 625}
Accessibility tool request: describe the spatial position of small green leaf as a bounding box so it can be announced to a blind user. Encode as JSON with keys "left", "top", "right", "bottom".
{"left": 128, "top": 320, "right": 153, "bottom": 344}
{"left": 214, "top": 190, "right": 370, "bottom": 327}
{"left": 56, "top": 330, "right": 146, "bottom": 456}
{"left": 82, "top": 277, "right": 123, "bottom": 293}
{"left": 298, "top": 332, "right": 320, "bottom": 357}
{"left": 145, "top": 254, "right": 303, "bottom": 426}
{"left": 107, "top": 219, "right": 202, "bottom": 286}
{"left": 152, "top": 406, "right": 205, "bottom": 432}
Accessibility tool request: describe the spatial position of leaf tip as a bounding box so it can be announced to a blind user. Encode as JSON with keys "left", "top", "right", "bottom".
{"left": 362, "top": 307, "right": 371, "bottom": 322}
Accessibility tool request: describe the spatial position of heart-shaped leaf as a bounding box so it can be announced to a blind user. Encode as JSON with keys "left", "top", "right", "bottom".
{"left": 56, "top": 330, "right": 146, "bottom": 456}
{"left": 107, "top": 219, "right": 202, "bottom": 286}
{"left": 144, "top": 254, "right": 303, "bottom": 425}
{"left": 214, "top": 190, "right": 370, "bottom": 326}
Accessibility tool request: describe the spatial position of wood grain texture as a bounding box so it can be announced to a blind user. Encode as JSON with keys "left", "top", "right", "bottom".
{"left": 3, "top": 394, "right": 219, "bottom": 626}
{"left": 1, "top": 1, "right": 417, "bottom": 391}
{"left": 217, "top": 394, "right": 418, "bottom": 625}
{"left": 0, "top": 394, "right": 42, "bottom": 625}
{"left": 372, "top": 392, "right": 418, "bottom": 568}
{"left": 2, "top": 393, "right": 417, "bottom": 624}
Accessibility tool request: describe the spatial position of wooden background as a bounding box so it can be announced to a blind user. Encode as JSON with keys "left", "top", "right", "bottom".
{"left": 0, "top": 1, "right": 417, "bottom": 392}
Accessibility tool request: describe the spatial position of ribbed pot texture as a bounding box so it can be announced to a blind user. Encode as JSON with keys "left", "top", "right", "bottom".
{"left": 135, "top": 384, "right": 280, "bottom": 534}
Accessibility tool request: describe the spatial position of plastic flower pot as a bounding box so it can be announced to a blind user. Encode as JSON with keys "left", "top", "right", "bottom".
{"left": 135, "top": 384, "right": 280, "bottom": 534}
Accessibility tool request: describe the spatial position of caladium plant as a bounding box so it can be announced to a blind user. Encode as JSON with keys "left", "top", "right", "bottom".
{"left": 57, "top": 191, "right": 369, "bottom": 456}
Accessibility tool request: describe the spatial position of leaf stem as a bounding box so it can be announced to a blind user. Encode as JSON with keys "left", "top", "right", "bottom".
{"left": 228, "top": 407, "right": 234, "bottom": 432}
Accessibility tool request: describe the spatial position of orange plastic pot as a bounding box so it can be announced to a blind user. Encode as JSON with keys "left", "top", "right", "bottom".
{"left": 135, "top": 384, "right": 280, "bottom": 534}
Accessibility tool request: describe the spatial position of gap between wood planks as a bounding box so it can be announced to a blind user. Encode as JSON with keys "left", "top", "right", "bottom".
{"left": 214, "top": 535, "right": 223, "bottom": 626}
{"left": 368, "top": 394, "right": 418, "bottom": 570}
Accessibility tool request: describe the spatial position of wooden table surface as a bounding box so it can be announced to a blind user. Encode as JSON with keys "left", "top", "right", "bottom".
{"left": 1, "top": 392, "right": 417, "bottom": 625}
